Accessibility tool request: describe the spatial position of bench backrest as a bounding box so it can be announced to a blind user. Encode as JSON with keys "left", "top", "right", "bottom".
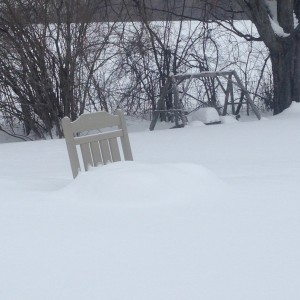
{"left": 62, "top": 110, "right": 133, "bottom": 178}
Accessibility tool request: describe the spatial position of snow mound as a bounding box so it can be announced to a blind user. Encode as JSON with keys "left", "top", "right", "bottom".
{"left": 189, "top": 107, "right": 220, "bottom": 124}
{"left": 260, "top": 117, "right": 269, "bottom": 121}
{"left": 220, "top": 115, "right": 238, "bottom": 124}
{"left": 275, "top": 101, "right": 300, "bottom": 119}
{"left": 58, "top": 161, "right": 225, "bottom": 206}
{"left": 188, "top": 120, "right": 205, "bottom": 127}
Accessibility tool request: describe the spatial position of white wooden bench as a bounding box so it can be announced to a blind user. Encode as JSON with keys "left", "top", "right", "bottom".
{"left": 62, "top": 110, "right": 133, "bottom": 178}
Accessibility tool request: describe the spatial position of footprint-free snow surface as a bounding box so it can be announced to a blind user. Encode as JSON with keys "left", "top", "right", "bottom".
{"left": 1, "top": 104, "right": 300, "bottom": 300}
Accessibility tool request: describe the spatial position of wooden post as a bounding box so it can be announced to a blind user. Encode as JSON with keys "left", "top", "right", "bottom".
{"left": 171, "top": 75, "right": 180, "bottom": 128}
{"left": 116, "top": 110, "right": 133, "bottom": 161}
{"left": 216, "top": 77, "right": 227, "bottom": 94}
{"left": 222, "top": 76, "right": 231, "bottom": 116}
{"left": 236, "top": 92, "right": 245, "bottom": 115}
{"left": 229, "top": 76, "right": 235, "bottom": 115}
{"left": 232, "top": 71, "right": 261, "bottom": 120}
{"left": 62, "top": 117, "right": 81, "bottom": 178}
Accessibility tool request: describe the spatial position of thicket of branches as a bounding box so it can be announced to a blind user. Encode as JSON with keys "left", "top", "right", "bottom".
{"left": 0, "top": 0, "right": 271, "bottom": 139}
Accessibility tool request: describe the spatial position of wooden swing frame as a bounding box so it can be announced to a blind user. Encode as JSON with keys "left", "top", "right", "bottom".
{"left": 149, "top": 70, "right": 261, "bottom": 131}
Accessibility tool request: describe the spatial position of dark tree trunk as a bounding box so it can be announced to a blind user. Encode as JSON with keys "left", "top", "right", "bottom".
{"left": 270, "top": 36, "right": 300, "bottom": 114}
{"left": 292, "top": 34, "right": 300, "bottom": 103}
{"left": 278, "top": 0, "right": 294, "bottom": 32}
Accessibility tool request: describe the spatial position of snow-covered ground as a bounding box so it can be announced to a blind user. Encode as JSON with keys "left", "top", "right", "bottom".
{"left": 1, "top": 104, "right": 300, "bottom": 300}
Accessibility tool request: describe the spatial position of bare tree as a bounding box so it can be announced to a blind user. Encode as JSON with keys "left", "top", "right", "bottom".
{"left": 0, "top": 0, "right": 115, "bottom": 138}
{"left": 115, "top": 0, "right": 227, "bottom": 120}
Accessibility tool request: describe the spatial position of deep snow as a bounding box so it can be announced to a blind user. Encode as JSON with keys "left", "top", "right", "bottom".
{"left": 0, "top": 104, "right": 300, "bottom": 300}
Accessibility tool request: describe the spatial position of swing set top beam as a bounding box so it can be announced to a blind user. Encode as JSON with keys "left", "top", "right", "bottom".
{"left": 172, "top": 70, "right": 234, "bottom": 80}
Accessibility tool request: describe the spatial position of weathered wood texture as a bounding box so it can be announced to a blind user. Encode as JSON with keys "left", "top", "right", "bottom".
{"left": 62, "top": 110, "right": 133, "bottom": 178}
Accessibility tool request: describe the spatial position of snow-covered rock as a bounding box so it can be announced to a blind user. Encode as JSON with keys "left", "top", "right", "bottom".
{"left": 188, "top": 120, "right": 205, "bottom": 127}
{"left": 189, "top": 107, "right": 220, "bottom": 124}
{"left": 220, "top": 115, "right": 238, "bottom": 124}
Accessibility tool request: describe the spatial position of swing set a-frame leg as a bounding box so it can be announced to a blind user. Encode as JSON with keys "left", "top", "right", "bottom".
{"left": 232, "top": 70, "right": 261, "bottom": 120}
